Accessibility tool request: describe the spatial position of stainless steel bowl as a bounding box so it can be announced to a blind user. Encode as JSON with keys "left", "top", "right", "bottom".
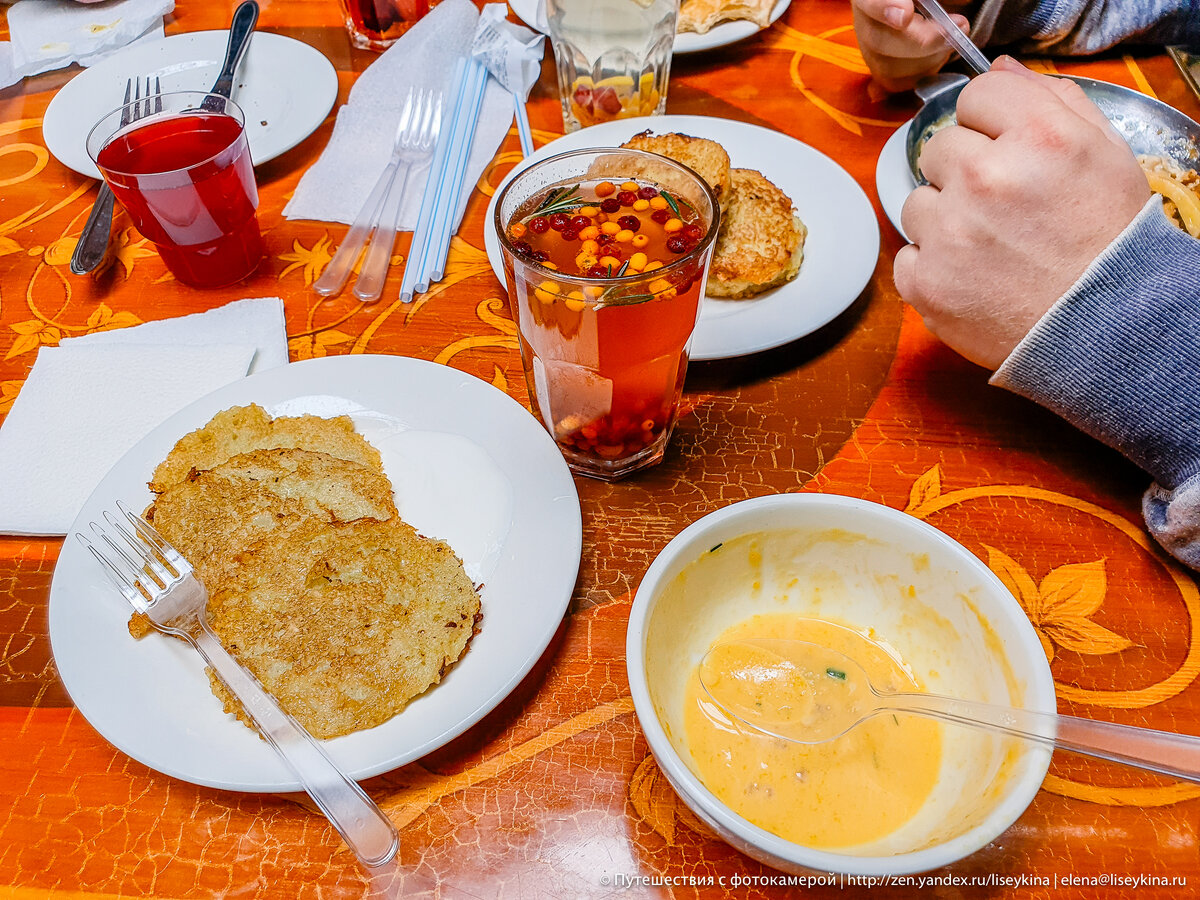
{"left": 905, "top": 72, "right": 1200, "bottom": 184}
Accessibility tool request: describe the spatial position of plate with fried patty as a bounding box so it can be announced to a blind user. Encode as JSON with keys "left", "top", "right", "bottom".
{"left": 485, "top": 115, "right": 880, "bottom": 360}
{"left": 48, "top": 355, "right": 582, "bottom": 792}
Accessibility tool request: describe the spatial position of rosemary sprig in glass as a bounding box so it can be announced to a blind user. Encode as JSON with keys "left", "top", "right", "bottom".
{"left": 521, "top": 183, "right": 584, "bottom": 223}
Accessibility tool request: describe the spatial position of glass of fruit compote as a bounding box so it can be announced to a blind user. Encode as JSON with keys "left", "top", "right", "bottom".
{"left": 495, "top": 147, "right": 720, "bottom": 481}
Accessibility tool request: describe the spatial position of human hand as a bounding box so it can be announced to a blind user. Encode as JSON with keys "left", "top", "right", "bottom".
{"left": 893, "top": 58, "right": 1151, "bottom": 370}
{"left": 851, "top": 0, "right": 972, "bottom": 93}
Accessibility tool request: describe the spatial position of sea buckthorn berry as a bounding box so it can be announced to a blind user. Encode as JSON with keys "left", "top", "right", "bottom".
{"left": 648, "top": 278, "right": 671, "bottom": 294}
{"left": 580, "top": 239, "right": 600, "bottom": 255}
{"left": 617, "top": 190, "right": 637, "bottom": 206}
{"left": 542, "top": 261, "right": 558, "bottom": 270}
{"left": 600, "top": 221, "right": 621, "bottom": 235}
{"left": 630, "top": 252, "right": 648, "bottom": 270}
{"left": 586, "top": 264, "right": 609, "bottom": 278}
{"left": 509, "top": 222, "right": 527, "bottom": 239}
{"left": 600, "top": 197, "right": 621, "bottom": 214}
{"left": 560, "top": 227, "right": 579, "bottom": 241}
{"left": 584, "top": 285, "right": 604, "bottom": 298}
{"left": 666, "top": 235, "right": 688, "bottom": 254}
{"left": 643, "top": 260, "right": 663, "bottom": 272}
{"left": 599, "top": 255, "right": 621, "bottom": 269}
{"left": 579, "top": 205, "right": 600, "bottom": 217}
{"left": 663, "top": 218, "right": 683, "bottom": 233}
{"left": 528, "top": 216, "right": 550, "bottom": 234}
{"left": 564, "top": 297, "right": 587, "bottom": 312}
{"left": 578, "top": 225, "right": 600, "bottom": 241}
{"left": 575, "top": 253, "right": 598, "bottom": 270}
{"left": 535, "top": 280, "right": 561, "bottom": 303}
{"left": 595, "top": 181, "right": 616, "bottom": 197}
{"left": 570, "top": 215, "right": 592, "bottom": 230}
{"left": 596, "top": 232, "right": 615, "bottom": 245}
{"left": 683, "top": 223, "right": 704, "bottom": 241}
{"left": 548, "top": 212, "right": 570, "bottom": 231}
{"left": 637, "top": 186, "right": 658, "bottom": 200}
{"left": 649, "top": 196, "right": 668, "bottom": 210}
{"left": 615, "top": 229, "right": 634, "bottom": 243}
{"left": 617, "top": 215, "right": 640, "bottom": 232}
{"left": 621, "top": 181, "right": 639, "bottom": 192}
{"left": 632, "top": 198, "right": 650, "bottom": 212}
{"left": 631, "top": 233, "right": 649, "bottom": 248}
{"left": 650, "top": 208, "right": 671, "bottom": 224}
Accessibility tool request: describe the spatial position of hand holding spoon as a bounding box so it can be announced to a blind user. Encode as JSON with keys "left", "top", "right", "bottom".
{"left": 913, "top": 0, "right": 991, "bottom": 75}
{"left": 699, "top": 638, "right": 1200, "bottom": 783}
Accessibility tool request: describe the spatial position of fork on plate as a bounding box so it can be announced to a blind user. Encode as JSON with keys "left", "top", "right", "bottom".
{"left": 313, "top": 87, "right": 442, "bottom": 302}
{"left": 70, "top": 77, "right": 163, "bottom": 276}
{"left": 77, "top": 504, "right": 399, "bottom": 868}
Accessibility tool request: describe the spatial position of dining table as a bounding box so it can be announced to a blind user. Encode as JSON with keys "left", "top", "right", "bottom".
{"left": 3, "top": 0, "right": 1200, "bottom": 896}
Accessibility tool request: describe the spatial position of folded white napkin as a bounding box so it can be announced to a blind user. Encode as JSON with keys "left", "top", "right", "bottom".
{"left": 0, "top": 0, "right": 173, "bottom": 89}
{"left": 0, "top": 298, "right": 289, "bottom": 536}
{"left": 283, "top": 0, "right": 511, "bottom": 228}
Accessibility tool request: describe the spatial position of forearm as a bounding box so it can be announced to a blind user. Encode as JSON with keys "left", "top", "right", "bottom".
{"left": 972, "top": 0, "right": 1200, "bottom": 55}
{"left": 992, "top": 198, "right": 1200, "bottom": 567}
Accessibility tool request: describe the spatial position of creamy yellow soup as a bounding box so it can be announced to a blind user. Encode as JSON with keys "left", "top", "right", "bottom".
{"left": 683, "top": 615, "right": 942, "bottom": 850}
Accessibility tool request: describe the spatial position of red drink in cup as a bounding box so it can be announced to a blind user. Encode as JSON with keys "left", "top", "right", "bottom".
{"left": 495, "top": 148, "right": 720, "bottom": 481}
{"left": 338, "top": 0, "right": 439, "bottom": 50}
{"left": 87, "top": 91, "right": 263, "bottom": 289}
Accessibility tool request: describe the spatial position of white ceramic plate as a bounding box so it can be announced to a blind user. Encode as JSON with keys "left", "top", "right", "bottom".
{"left": 484, "top": 115, "right": 880, "bottom": 360}
{"left": 509, "top": 0, "right": 792, "bottom": 54}
{"left": 876, "top": 119, "right": 915, "bottom": 240}
{"left": 48, "top": 355, "right": 582, "bottom": 792}
{"left": 43, "top": 31, "right": 338, "bottom": 179}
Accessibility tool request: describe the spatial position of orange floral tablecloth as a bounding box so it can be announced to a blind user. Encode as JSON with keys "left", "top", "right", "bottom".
{"left": 3, "top": 1, "right": 1200, "bottom": 897}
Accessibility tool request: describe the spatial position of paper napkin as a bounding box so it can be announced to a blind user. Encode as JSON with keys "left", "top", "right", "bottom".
{"left": 282, "top": 0, "right": 511, "bottom": 228}
{"left": 0, "top": 0, "right": 173, "bottom": 89}
{"left": 0, "top": 298, "right": 289, "bottom": 536}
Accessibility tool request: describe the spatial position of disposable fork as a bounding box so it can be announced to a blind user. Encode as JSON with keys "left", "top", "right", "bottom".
{"left": 352, "top": 91, "right": 441, "bottom": 302}
{"left": 312, "top": 88, "right": 440, "bottom": 300}
{"left": 77, "top": 504, "right": 400, "bottom": 868}
{"left": 71, "top": 77, "right": 163, "bottom": 275}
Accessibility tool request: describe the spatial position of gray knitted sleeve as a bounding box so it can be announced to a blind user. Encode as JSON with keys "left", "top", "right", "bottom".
{"left": 971, "top": 0, "right": 1200, "bottom": 55}
{"left": 992, "top": 198, "right": 1200, "bottom": 568}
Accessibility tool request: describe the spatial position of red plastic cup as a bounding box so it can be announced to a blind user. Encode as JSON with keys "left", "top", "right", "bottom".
{"left": 86, "top": 91, "right": 264, "bottom": 288}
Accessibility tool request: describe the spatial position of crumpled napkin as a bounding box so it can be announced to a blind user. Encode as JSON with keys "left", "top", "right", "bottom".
{"left": 282, "top": 0, "right": 510, "bottom": 227}
{"left": 0, "top": 0, "right": 173, "bottom": 89}
{"left": 0, "top": 298, "right": 288, "bottom": 536}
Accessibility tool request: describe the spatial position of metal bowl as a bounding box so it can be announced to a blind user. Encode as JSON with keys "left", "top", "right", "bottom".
{"left": 906, "top": 73, "right": 1200, "bottom": 184}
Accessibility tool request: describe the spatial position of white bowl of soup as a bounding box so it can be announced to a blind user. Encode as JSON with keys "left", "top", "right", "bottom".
{"left": 626, "top": 493, "right": 1054, "bottom": 876}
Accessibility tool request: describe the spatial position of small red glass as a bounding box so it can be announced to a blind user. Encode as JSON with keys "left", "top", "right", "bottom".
{"left": 86, "top": 91, "right": 263, "bottom": 289}
{"left": 338, "top": 0, "right": 439, "bottom": 51}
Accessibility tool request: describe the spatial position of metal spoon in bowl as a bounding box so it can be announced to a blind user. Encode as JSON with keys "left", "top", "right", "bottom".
{"left": 698, "top": 638, "right": 1200, "bottom": 783}
{"left": 913, "top": 0, "right": 991, "bottom": 75}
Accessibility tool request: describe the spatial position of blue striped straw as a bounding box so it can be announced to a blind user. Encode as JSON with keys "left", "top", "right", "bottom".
{"left": 420, "top": 57, "right": 488, "bottom": 287}
{"left": 399, "top": 58, "right": 466, "bottom": 304}
{"left": 513, "top": 92, "right": 534, "bottom": 158}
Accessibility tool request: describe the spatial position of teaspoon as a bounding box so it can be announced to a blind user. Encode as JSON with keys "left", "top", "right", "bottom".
{"left": 699, "top": 638, "right": 1200, "bottom": 783}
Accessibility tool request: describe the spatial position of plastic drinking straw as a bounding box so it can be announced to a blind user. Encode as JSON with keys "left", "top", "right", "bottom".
{"left": 422, "top": 58, "right": 488, "bottom": 285}
{"left": 513, "top": 92, "right": 534, "bottom": 158}
{"left": 399, "top": 58, "right": 466, "bottom": 304}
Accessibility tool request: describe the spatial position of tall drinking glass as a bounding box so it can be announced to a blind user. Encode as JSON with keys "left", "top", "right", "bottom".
{"left": 495, "top": 148, "right": 720, "bottom": 480}
{"left": 86, "top": 91, "right": 263, "bottom": 289}
{"left": 337, "top": 0, "right": 439, "bottom": 50}
{"left": 546, "top": 0, "right": 679, "bottom": 132}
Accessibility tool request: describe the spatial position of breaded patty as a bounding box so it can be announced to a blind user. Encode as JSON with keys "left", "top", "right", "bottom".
{"left": 706, "top": 168, "right": 807, "bottom": 299}
{"left": 205, "top": 518, "right": 482, "bottom": 739}
{"left": 148, "top": 448, "right": 397, "bottom": 589}
{"left": 679, "top": 0, "right": 776, "bottom": 33}
{"left": 150, "top": 404, "right": 383, "bottom": 492}
{"left": 620, "top": 131, "right": 732, "bottom": 212}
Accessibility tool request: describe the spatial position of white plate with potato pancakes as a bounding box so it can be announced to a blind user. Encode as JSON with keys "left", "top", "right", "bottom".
{"left": 48, "top": 355, "right": 582, "bottom": 792}
{"left": 485, "top": 115, "right": 880, "bottom": 360}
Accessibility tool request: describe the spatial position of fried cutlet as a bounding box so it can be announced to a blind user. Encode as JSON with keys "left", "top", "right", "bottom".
{"left": 620, "top": 131, "right": 733, "bottom": 213}
{"left": 706, "top": 167, "right": 807, "bottom": 299}
{"left": 149, "top": 404, "right": 384, "bottom": 492}
{"left": 205, "top": 517, "right": 482, "bottom": 739}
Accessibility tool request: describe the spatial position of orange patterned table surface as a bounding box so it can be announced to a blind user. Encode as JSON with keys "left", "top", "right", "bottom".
{"left": 3, "top": 1, "right": 1200, "bottom": 896}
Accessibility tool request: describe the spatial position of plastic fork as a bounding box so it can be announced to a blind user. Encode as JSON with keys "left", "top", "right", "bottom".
{"left": 77, "top": 503, "right": 399, "bottom": 869}
{"left": 353, "top": 91, "right": 442, "bottom": 302}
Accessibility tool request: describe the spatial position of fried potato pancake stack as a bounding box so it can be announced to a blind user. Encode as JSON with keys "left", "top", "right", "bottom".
{"left": 678, "top": 0, "right": 777, "bottom": 34}
{"left": 138, "top": 404, "right": 481, "bottom": 739}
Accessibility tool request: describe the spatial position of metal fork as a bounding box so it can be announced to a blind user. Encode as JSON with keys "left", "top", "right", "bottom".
{"left": 77, "top": 504, "right": 399, "bottom": 868}
{"left": 312, "top": 88, "right": 441, "bottom": 301}
{"left": 70, "top": 77, "right": 163, "bottom": 276}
